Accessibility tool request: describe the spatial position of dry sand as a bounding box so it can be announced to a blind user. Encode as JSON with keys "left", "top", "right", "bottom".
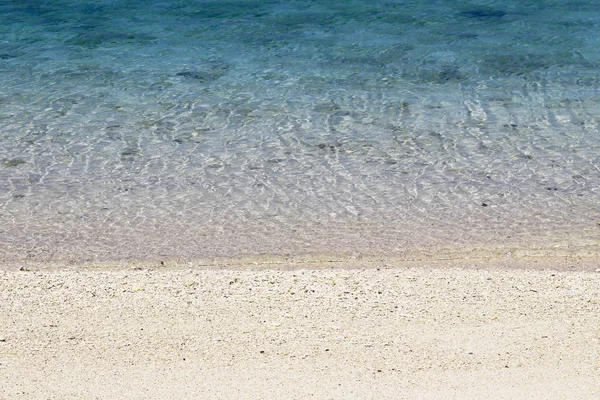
{"left": 1, "top": 262, "right": 599, "bottom": 399}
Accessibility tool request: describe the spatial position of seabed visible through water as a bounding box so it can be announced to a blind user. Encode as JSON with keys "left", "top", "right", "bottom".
{"left": 1, "top": 0, "right": 600, "bottom": 266}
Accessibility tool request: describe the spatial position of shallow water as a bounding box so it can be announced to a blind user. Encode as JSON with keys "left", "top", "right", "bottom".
{"left": 1, "top": 0, "right": 600, "bottom": 264}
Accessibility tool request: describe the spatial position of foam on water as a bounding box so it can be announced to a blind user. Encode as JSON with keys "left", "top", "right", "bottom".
{"left": 1, "top": 0, "right": 600, "bottom": 264}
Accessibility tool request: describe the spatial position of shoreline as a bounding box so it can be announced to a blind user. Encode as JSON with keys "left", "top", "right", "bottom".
{"left": 2, "top": 238, "right": 599, "bottom": 272}
{"left": 2, "top": 263, "right": 599, "bottom": 399}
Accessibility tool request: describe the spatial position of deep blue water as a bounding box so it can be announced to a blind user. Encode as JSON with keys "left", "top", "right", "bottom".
{"left": 1, "top": 0, "right": 599, "bottom": 264}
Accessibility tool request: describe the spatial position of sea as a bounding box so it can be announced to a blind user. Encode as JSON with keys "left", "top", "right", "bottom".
{"left": 1, "top": 0, "right": 599, "bottom": 265}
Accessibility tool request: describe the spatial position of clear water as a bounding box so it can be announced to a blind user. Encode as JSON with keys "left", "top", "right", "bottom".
{"left": 1, "top": 0, "right": 600, "bottom": 264}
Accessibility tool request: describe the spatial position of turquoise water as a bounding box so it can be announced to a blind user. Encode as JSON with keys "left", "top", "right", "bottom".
{"left": 1, "top": 0, "right": 600, "bottom": 264}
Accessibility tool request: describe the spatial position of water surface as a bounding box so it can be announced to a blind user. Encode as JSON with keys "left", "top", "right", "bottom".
{"left": 1, "top": 0, "right": 599, "bottom": 264}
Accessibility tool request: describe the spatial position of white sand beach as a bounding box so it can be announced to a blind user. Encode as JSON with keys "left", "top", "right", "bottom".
{"left": 3, "top": 1, "right": 600, "bottom": 398}
{"left": 1, "top": 262, "right": 599, "bottom": 399}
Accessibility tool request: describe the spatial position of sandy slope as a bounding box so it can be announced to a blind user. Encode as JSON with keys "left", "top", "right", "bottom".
{"left": 1, "top": 265, "right": 599, "bottom": 399}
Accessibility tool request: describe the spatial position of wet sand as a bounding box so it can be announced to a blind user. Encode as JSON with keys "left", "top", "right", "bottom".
{"left": 1, "top": 262, "right": 599, "bottom": 399}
